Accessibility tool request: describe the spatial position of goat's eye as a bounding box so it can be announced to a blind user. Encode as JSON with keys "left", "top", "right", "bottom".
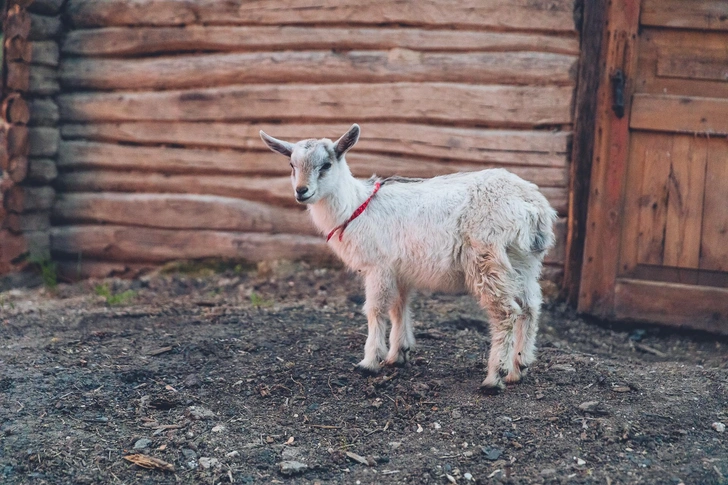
{"left": 321, "top": 163, "right": 332, "bottom": 171}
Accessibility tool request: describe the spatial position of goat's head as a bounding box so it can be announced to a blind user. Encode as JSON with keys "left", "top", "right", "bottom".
{"left": 259, "top": 124, "right": 360, "bottom": 204}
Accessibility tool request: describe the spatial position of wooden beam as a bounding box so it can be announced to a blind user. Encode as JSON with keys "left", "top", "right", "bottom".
{"left": 63, "top": 26, "right": 580, "bottom": 57}
{"left": 57, "top": 83, "right": 575, "bottom": 127}
{"left": 65, "top": 0, "right": 578, "bottom": 32}
{"left": 28, "top": 13, "right": 62, "bottom": 41}
{"left": 27, "top": 157, "right": 58, "bottom": 183}
{"left": 4, "top": 186, "right": 56, "bottom": 213}
{"left": 565, "top": 0, "right": 607, "bottom": 302}
{"left": 28, "top": 126, "right": 60, "bottom": 157}
{"left": 53, "top": 193, "right": 316, "bottom": 235}
{"left": 614, "top": 279, "right": 728, "bottom": 335}
{"left": 630, "top": 94, "right": 728, "bottom": 136}
{"left": 50, "top": 225, "right": 338, "bottom": 264}
{"left": 641, "top": 0, "right": 728, "bottom": 31}
{"left": 30, "top": 40, "right": 60, "bottom": 66}
{"left": 29, "top": 64, "right": 60, "bottom": 95}
{"left": 60, "top": 123, "right": 570, "bottom": 167}
{"left": 577, "top": 0, "right": 641, "bottom": 316}
{"left": 28, "top": 97, "right": 60, "bottom": 126}
{"left": 60, "top": 50, "right": 577, "bottom": 90}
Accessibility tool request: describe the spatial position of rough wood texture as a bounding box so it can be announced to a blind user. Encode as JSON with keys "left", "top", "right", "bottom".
{"left": 6, "top": 156, "right": 28, "bottom": 183}
{"left": 5, "top": 6, "right": 31, "bottom": 39}
{"left": 2, "top": 95, "right": 31, "bottom": 124}
{"left": 29, "top": 64, "right": 60, "bottom": 95}
{"left": 28, "top": 127, "right": 60, "bottom": 157}
{"left": 63, "top": 26, "right": 580, "bottom": 57}
{"left": 7, "top": 125, "right": 29, "bottom": 158}
{"left": 28, "top": 0, "right": 65, "bottom": 16}
{"left": 65, "top": 0, "right": 577, "bottom": 32}
{"left": 641, "top": 0, "right": 728, "bottom": 31}
{"left": 56, "top": 141, "right": 569, "bottom": 188}
{"left": 53, "top": 193, "right": 316, "bottom": 235}
{"left": 3, "top": 211, "right": 51, "bottom": 234}
{"left": 60, "top": 51, "right": 577, "bottom": 90}
{"left": 28, "top": 97, "right": 60, "bottom": 126}
{"left": 31, "top": 40, "right": 60, "bottom": 66}
{"left": 4, "top": 186, "right": 56, "bottom": 213}
{"left": 54, "top": 171, "right": 569, "bottom": 215}
{"left": 60, "top": 123, "right": 570, "bottom": 167}
{"left": 0, "top": 230, "right": 29, "bottom": 263}
{"left": 6, "top": 62, "right": 30, "bottom": 91}
{"left": 51, "top": 225, "right": 337, "bottom": 264}
{"left": 28, "top": 14, "right": 62, "bottom": 40}
{"left": 577, "top": 0, "right": 641, "bottom": 316}
{"left": 630, "top": 94, "right": 728, "bottom": 136}
{"left": 5, "top": 36, "right": 32, "bottom": 62}
{"left": 56, "top": 260, "right": 155, "bottom": 281}
{"left": 564, "top": 0, "right": 607, "bottom": 303}
{"left": 614, "top": 279, "right": 728, "bottom": 335}
{"left": 700, "top": 138, "right": 728, "bottom": 272}
{"left": 27, "top": 157, "right": 58, "bottom": 183}
{"left": 657, "top": 47, "right": 728, "bottom": 83}
{"left": 57, "top": 83, "right": 574, "bottom": 127}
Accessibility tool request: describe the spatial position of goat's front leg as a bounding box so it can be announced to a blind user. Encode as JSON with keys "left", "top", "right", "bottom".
{"left": 357, "top": 271, "right": 396, "bottom": 374}
{"left": 384, "top": 286, "right": 415, "bottom": 366}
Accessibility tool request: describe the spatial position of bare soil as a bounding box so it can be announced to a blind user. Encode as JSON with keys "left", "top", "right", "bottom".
{"left": 1, "top": 262, "right": 727, "bottom": 484}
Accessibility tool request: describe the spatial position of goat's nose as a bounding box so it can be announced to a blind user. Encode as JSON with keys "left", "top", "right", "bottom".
{"left": 295, "top": 186, "right": 309, "bottom": 195}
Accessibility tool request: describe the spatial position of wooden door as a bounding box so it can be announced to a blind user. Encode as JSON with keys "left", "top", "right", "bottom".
{"left": 579, "top": 0, "right": 728, "bottom": 333}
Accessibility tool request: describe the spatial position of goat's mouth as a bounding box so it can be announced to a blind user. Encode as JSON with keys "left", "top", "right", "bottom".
{"left": 296, "top": 192, "right": 315, "bottom": 203}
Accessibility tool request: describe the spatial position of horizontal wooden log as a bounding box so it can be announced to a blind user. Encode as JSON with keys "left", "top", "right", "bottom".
{"left": 2, "top": 211, "right": 51, "bottom": 234}
{"left": 31, "top": 40, "right": 60, "bottom": 66}
{"left": 29, "top": 127, "right": 60, "bottom": 157}
{"left": 60, "top": 123, "right": 570, "bottom": 167}
{"left": 0, "top": 230, "right": 28, "bottom": 263}
{"left": 60, "top": 50, "right": 577, "bottom": 91}
{"left": 27, "top": 157, "right": 58, "bottom": 183}
{"left": 29, "top": 97, "right": 60, "bottom": 126}
{"left": 615, "top": 278, "right": 728, "bottom": 335}
{"left": 6, "top": 62, "right": 30, "bottom": 91}
{"left": 29, "top": 14, "right": 62, "bottom": 40}
{"left": 631, "top": 94, "right": 728, "bottom": 136}
{"left": 5, "top": 7, "right": 31, "bottom": 39}
{"left": 7, "top": 156, "right": 28, "bottom": 183}
{"left": 29, "top": 64, "right": 60, "bottom": 95}
{"left": 28, "top": 0, "right": 65, "bottom": 16}
{"left": 53, "top": 193, "right": 315, "bottom": 235}
{"left": 54, "top": 171, "right": 568, "bottom": 214}
{"left": 5, "top": 36, "right": 32, "bottom": 62}
{"left": 4, "top": 186, "right": 56, "bottom": 213}
{"left": 641, "top": 0, "right": 728, "bottom": 31}
{"left": 63, "top": 26, "right": 581, "bottom": 57}
{"left": 58, "top": 83, "right": 574, "bottom": 127}
{"left": 66, "top": 0, "right": 577, "bottom": 32}
{"left": 57, "top": 141, "right": 569, "bottom": 187}
{"left": 51, "top": 225, "right": 337, "bottom": 264}
{"left": 2, "top": 95, "right": 31, "bottom": 124}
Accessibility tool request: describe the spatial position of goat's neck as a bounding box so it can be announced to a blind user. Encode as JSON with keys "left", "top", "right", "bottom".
{"left": 309, "top": 168, "right": 371, "bottom": 235}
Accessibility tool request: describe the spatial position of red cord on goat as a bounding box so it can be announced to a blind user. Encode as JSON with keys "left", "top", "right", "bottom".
{"left": 326, "top": 181, "right": 381, "bottom": 243}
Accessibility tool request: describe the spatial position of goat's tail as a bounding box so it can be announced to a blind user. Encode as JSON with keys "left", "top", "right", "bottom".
{"left": 529, "top": 205, "right": 558, "bottom": 256}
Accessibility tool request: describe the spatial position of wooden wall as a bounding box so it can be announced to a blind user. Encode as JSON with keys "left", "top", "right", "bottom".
{"left": 51, "top": 0, "right": 579, "bottom": 280}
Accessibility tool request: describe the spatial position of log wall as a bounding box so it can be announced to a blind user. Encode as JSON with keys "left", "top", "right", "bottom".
{"left": 49, "top": 0, "right": 579, "bottom": 280}
{"left": 1, "top": 0, "right": 61, "bottom": 280}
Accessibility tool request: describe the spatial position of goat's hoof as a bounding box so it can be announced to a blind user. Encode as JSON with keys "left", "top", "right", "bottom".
{"left": 504, "top": 371, "right": 522, "bottom": 384}
{"left": 479, "top": 378, "right": 505, "bottom": 395}
{"left": 355, "top": 361, "right": 380, "bottom": 376}
{"left": 383, "top": 348, "right": 410, "bottom": 367}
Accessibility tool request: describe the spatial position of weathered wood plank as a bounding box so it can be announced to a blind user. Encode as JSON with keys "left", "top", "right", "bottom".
{"left": 60, "top": 50, "right": 577, "bottom": 91}
{"left": 57, "top": 141, "right": 568, "bottom": 187}
{"left": 2, "top": 211, "right": 51, "bottom": 234}
{"left": 29, "top": 0, "right": 65, "bottom": 16}
{"left": 54, "top": 171, "right": 569, "bottom": 215}
{"left": 29, "top": 64, "right": 60, "bottom": 95}
{"left": 700, "top": 137, "right": 728, "bottom": 272}
{"left": 6, "top": 157, "right": 28, "bottom": 183}
{"left": 30, "top": 40, "right": 60, "bottom": 66}
{"left": 60, "top": 123, "right": 570, "bottom": 167}
{"left": 3, "top": 95, "right": 30, "bottom": 124}
{"left": 66, "top": 0, "right": 577, "bottom": 32}
{"left": 657, "top": 48, "right": 728, "bottom": 84}
{"left": 631, "top": 94, "right": 728, "bottom": 135}
{"left": 614, "top": 279, "right": 728, "bottom": 335}
{"left": 63, "top": 26, "right": 581, "bottom": 57}
{"left": 28, "top": 14, "right": 62, "bottom": 41}
{"left": 663, "top": 136, "right": 707, "bottom": 269}
{"left": 641, "top": 0, "right": 728, "bottom": 31}
{"left": 28, "top": 127, "right": 60, "bottom": 157}
{"left": 4, "top": 186, "right": 55, "bottom": 213}
{"left": 27, "top": 157, "right": 58, "bottom": 183}
{"left": 636, "top": 133, "right": 671, "bottom": 266}
{"left": 51, "top": 225, "right": 337, "bottom": 264}
{"left": 29, "top": 97, "right": 60, "bottom": 126}
{"left": 53, "top": 193, "right": 316, "bottom": 235}
{"left": 57, "top": 83, "right": 575, "bottom": 127}
{"left": 5, "top": 36, "right": 32, "bottom": 62}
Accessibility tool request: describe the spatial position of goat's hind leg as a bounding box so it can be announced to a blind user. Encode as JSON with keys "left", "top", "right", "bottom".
{"left": 357, "top": 271, "right": 396, "bottom": 374}
{"left": 384, "top": 286, "right": 415, "bottom": 366}
{"left": 510, "top": 260, "right": 543, "bottom": 380}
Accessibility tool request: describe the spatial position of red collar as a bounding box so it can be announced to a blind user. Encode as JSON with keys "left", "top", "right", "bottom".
{"left": 326, "top": 181, "right": 381, "bottom": 242}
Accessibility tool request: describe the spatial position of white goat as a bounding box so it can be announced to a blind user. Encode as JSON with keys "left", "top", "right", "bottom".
{"left": 260, "top": 124, "right": 557, "bottom": 391}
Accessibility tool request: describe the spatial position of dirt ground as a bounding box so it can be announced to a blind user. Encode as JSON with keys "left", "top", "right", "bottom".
{"left": 1, "top": 261, "right": 727, "bottom": 484}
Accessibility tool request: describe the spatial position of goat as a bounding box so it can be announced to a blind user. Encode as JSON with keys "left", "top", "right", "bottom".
{"left": 260, "top": 124, "right": 557, "bottom": 391}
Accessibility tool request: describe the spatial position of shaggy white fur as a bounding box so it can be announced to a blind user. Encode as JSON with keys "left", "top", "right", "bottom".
{"left": 260, "top": 124, "right": 557, "bottom": 391}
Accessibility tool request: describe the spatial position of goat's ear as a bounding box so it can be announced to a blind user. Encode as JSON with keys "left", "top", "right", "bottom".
{"left": 259, "top": 130, "right": 294, "bottom": 157}
{"left": 334, "top": 124, "right": 360, "bottom": 159}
